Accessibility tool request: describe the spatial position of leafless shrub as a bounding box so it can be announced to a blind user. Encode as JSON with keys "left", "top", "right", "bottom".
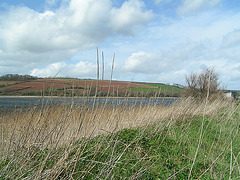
{"left": 185, "top": 68, "right": 223, "bottom": 101}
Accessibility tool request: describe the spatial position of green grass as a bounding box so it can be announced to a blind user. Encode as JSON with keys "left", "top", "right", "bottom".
{"left": 128, "top": 83, "right": 184, "bottom": 94}
{"left": 1, "top": 102, "right": 239, "bottom": 179}
{"left": 0, "top": 82, "right": 16, "bottom": 88}
{"left": 138, "top": 83, "right": 184, "bottom": 92}
{"left": 0, "top": 82, "right": 16, "bottom": 85}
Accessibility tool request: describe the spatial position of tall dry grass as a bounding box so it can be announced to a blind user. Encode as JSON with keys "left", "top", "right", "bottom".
{"left": 1, "top": 98, "right": 174, "bottom": 152}
{"left": 0, "top": 96, "right": 238, "bottom": 179}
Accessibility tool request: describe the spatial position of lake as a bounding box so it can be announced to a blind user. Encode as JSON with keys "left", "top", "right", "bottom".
{"left": 0, "top": 96, "right": 180, "bottom": 113}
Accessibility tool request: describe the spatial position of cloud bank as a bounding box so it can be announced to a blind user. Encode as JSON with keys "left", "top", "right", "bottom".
{"left": 0, "top": 0, "right": 153, "bottom": 74}
{"left": 31, "top": 61, "right": 96, "bottom": 77}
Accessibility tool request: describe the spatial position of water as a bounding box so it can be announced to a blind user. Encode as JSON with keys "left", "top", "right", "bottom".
{"left": 0, "top": 96, "right": 180, "bottom": 113}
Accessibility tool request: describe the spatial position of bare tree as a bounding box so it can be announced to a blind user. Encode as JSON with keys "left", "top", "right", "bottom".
{"left": 185, "top": 68, "right": 222, "bottom": 101}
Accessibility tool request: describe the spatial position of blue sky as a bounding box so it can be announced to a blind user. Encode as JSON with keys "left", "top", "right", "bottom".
{"left": 0, "top": 0, "right": 240, "bottom": 90}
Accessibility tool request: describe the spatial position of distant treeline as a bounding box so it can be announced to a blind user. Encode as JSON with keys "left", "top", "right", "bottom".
{"left": 0, "top": 74, "right": 37, "bottom": 81}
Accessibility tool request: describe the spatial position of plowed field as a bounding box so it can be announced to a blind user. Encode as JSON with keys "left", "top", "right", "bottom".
{"left": 0, "top": 79, "right": 157, "bottom": 94}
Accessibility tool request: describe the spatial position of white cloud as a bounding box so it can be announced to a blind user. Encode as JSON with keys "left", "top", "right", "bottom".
{"left": 0, "top": 0, "right": 153, "bottom": 75}
{"left": 215, "top": 62, "right": 240, "bottom": 89}
{"left": 221, "top": 29, "right": 240, "bottom": 48}
{"left": 123, "top": 42, "right": 209, "bottom": 74}
{"left": 124, "top": 51, "right": 160, "bottom": 73}
{"left": 31, "top": 62, "right": 66, "bottom": 77}
{"left": 155, "top": 69, "right": 188, "bottom": 85}
{"left": 177, "top": 0, "right": 221, "bottom": 15}
{"left": 110, "top": 0, "right": 153, "bottom": 35}
{"left": 0, "top": 7, "right": 77, "bottom": 53}
{"left": 31, "top": 61, "right": 96, "bottom": 78}
{"left": 0, "top": 0, "right": 152, "bottom": 53}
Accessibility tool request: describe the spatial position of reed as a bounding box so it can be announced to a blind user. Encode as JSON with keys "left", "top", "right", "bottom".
{"left": 0, "top": 95, "right": 239, "bottom": 179}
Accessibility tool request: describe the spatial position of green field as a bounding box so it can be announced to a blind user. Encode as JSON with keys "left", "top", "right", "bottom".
{"left": 126, "top": 83, "right": 184, "bottom": 97}
{"left": 0, "top": 82, "right": 16, "bottom": 87}
{"left": 128, "top": 83, "right": 184, "bottom": 93}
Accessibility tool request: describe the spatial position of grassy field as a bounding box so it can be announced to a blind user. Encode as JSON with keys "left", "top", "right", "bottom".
{"left": 135, "top": 82, "right": 183, "bottom": 91}
{"left": 127, "top": 83, "right": 184, "bottom": 97}
{"left": 0, "top": 97, "right": 239, "bottom": 179}
{"left": 0, "top": 78, "right": 184, "bottom": 97}
{"left": 128, "top": 82, "right": 183, "bottom": 92}
{"left": 0, "top": 82, "right": 17, "bottom": 87}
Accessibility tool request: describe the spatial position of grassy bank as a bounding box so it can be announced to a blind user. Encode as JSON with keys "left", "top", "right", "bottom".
{"left": 0, "top": 97, "right": 239, "bottom": 179}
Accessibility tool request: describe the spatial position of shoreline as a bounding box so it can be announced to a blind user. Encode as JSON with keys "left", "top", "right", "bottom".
{"left": 0, "top": 95, "right": 181, "bottom": 99}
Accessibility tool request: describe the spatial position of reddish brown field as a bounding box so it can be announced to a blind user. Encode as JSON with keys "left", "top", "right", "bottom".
{"left": 0, "top": 78, "right": 155, "bottom": 94}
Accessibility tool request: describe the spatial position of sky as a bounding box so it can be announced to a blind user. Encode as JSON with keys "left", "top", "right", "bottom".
{"left": 0, "top": 0, "right": 240, "bottom": 90}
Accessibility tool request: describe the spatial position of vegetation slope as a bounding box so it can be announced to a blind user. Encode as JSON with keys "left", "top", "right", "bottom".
{"left": 0, "top": 74, "right": 183, "bottom": 97}
{"left": 0, "top": 97, "right": 239, "bottom": 179}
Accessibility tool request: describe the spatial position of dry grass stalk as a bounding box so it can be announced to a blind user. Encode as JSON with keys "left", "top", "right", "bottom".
{"left": 0, "top": 98, "right": 231, "bottom": 154}
{"left": 0, "top": 97, "right": 237, "bottom": 179}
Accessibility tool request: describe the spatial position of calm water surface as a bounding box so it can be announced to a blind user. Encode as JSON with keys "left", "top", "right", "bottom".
{"left": 0, "top": 97, "right": 180, "bottom": 113}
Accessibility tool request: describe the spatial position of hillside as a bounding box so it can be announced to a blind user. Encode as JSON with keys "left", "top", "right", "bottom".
{"left": 0, "top": 78, "right": 184, "bottom": 97}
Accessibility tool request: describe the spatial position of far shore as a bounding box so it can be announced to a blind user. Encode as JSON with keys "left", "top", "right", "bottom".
{"left": 0, "top": 95, "right": 182, "bottom": 99}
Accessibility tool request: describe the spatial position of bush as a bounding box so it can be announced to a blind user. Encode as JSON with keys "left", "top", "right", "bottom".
{"left": 185, "top": 68, "right": 223, "bottom": 101}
